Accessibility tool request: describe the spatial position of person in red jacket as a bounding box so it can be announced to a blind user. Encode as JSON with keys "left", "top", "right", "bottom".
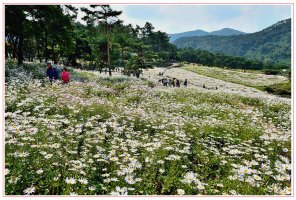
{"left": 61, "top": 67, "right": 70, "bottom": 83}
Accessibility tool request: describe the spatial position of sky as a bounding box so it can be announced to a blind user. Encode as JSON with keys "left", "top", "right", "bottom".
{"left": 76, "top": 5, "right": 291, "bottom": 34}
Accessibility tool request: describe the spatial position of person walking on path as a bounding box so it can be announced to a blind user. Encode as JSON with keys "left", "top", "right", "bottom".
{"left": 173, "top": 78, "right": 176, "bottom": 87}
{"left": 176, "top": 79, "right": 180, "bottom": 87}
{"left": 168, "top": 79, "right": 173, "bottom": 87}
{"left": 163, "top": 78, "right": 168, "bottom": 86}
{"left": 184, "top": 79, "right": 188, "bottom": 87}
{"left": 61, "top": 67, "right": 70, "bottom": 83}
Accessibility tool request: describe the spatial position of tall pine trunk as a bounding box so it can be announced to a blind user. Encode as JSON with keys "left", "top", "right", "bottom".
{"left": 17, "top": 33, "right": 24, "bottom": 65}
{"left": 105, "top": 20, "right": 112, "bottom": 76}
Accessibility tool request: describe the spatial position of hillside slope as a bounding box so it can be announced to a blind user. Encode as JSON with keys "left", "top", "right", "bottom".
{"left": 173, "top": 19, "right": 291, "bottom": 65}
{"left": 5, "top": 63, "right": 291, "bottom": 195}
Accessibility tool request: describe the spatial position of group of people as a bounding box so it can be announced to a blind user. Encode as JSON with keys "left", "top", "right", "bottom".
{"left": 159, "top": 77, "right": 188, "bottom": 87}
{"left": 46, "top": 61, "right": 70, "bottom": 84}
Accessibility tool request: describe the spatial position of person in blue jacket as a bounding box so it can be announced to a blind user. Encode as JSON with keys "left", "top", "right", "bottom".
{"left": 53, "top": 61, "right": 61, "bottom": 78}
{"left": 46, "top": 62, "right": 59, "bottom": 84}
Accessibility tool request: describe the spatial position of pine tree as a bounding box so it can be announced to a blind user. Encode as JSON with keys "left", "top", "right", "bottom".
{"left": 81, "top": 5, "right": 122, "bottom": 76}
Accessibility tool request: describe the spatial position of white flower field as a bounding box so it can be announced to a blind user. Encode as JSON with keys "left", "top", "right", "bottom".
{"left": 183, "top": 64, "right": 289, "bottom": 87}
{"left": 5, "top": 63, "right": 291, "bottom": 195}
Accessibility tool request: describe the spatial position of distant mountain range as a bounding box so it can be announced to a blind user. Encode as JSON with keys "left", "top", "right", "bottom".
{"left": 173, "top": 19, "right": 291, "bottom": 65}
{"left": 168, "top": 28, "right": 246, "bottom": 42}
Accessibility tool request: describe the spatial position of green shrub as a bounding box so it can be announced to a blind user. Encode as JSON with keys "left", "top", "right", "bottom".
{"left": 263, "top": 69, "right": 281, "bottom": 75}
{"left": 148, "top": 81, "right": 156, "bottom": 88}
{"left": 264, "top": 82, "right": 291, "bottom": 97}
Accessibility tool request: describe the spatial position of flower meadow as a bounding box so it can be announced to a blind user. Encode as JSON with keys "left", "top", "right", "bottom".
{"left": 183, "top": 64, "right": 289, "bottom": 88}
{"left": 5, "top": 64, "right": 291, "bottom": 195}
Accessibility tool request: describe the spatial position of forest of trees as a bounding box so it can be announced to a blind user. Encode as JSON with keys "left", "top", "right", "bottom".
{"left": 5, "top": 5, "right": 176, "bottom": 76}
{"left": 5, "top": 5, "right": 290, "bottom": 75}
{"left": 176, "top": 48, "right": 289, "bottom": 71}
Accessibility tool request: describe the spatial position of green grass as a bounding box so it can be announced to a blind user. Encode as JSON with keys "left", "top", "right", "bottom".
{"left": 263, "top": 82, "right": 291, "bottom": 97}
{"left": 183, "top": 64, "right": 289, "bottom": 88}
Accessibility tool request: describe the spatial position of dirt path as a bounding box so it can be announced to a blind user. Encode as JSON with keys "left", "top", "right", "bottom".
{"left": 142, "top": 67, "right": 290, "bottom": 103}
{"left": 76, "top": 67, "right": 290, "bottom": 103}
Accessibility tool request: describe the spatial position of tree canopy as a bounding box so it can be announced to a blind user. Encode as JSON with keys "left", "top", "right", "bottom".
{"left": 5, "top": 5, "right": 290, "bottom": 73}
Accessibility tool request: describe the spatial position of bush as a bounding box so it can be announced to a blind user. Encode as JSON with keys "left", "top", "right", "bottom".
{"left": 22, "top": 63, "right": 46, "bottom": 79}
{"left": 148, "top": 81, "right": 156, "bottom": 88}
{"left": 263, "top": 69, "right": 281, "bottom": 75}
{"left": 264, "top": 82, "right": 291, "bottom": 97}
{"left": 69, "top": 69, "right": 90, "bottom": 82}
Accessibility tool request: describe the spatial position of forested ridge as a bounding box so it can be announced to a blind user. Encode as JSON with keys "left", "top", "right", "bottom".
{"left": 168, "top": 28, "right": 246, "bottom": 42}
{"left": 174, "top": 19, "right": 291, "bottom": 66}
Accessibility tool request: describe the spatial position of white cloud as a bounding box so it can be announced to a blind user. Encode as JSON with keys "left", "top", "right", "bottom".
{"left": 112, "top": 5, "right": 148, "bottom": 28}
{"left": 155, "top": 6, "right": 213, "bottom": 33}
{"left": 75, "top": 5, "right": 291, "bottom": 34}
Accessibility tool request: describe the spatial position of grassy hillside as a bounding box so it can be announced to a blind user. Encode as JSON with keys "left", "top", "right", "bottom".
{"left": 183, "top": 64, "right": 289, "bottom": 87}
{"left": 5, "top": 63, "right": 291, "bottom": 195}
{"left": 183, "top": 64, "right": 290, "bottom": 97}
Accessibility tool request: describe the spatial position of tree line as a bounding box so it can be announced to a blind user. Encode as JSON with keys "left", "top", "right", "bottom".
{"left": 5, "top": 5, "right": 289, "bottom": 76}
{"left": 176, "top": 48, "right": 289, "bottom": 71}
